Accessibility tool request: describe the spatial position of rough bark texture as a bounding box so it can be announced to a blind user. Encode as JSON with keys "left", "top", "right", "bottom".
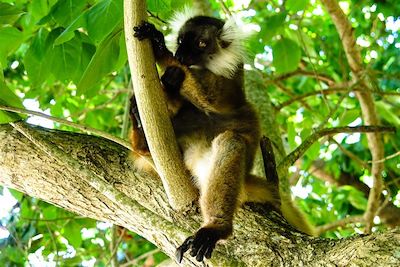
{"left": 124, "top": 0, "right": 197, "bottom": 210}
{"left": 1, "top": 123, "right": 399, "bottom": 266}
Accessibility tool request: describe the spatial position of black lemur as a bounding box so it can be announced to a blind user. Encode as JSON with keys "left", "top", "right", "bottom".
{"left": 130, "top": 8, "right": 313, "bottom": 263}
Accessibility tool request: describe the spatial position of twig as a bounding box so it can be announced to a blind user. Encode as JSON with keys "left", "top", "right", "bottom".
{"left": 278, "top": 126, "right": 395, "bottom": 171}
{"left": 330, "top": 138, "right": 370, "bottom": 170}
{"left": 321, "top": 0, "right": 385, "bottom": 235}
{"left": 69, "top": 89, "right": 126, "bottom": 119}
{"left": 218, "top": 0, "right": 232, "bottom": 17}
{"left": 45, "top": 222, "right": 59, "bottom": 267}
{"left": 147, "top": 10, "right": 167, "bottom": 24}
{"left": 0, "top": 104, "right": 132, "bottom": 151}
{"left": 315, "top": 215, "right": 363, "bottom": 235}
{"left": 367, "top": 150, "right": 400, "bottom": 164}
{"left": 120, "top": 248, "right": 160, "bottom": 267}
{"left": 107, "top": 228, "right": 126, "bottom": 267}
{"left": 20, "top": 216, "right": 84, "bottom": 221}
{"left": 273, "top": 69, "right": 335, "bottom": 84}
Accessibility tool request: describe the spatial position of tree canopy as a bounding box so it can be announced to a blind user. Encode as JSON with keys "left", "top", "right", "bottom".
{"left": 0, "top": 0, "right": 399, "bottom": 266}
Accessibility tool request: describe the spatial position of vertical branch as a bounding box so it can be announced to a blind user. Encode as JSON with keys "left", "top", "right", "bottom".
{"left": 320, "top": 0, "right": 385, "bottom": 233}
{"left": 123, "top": 0, "right": 197, "bottom": 210}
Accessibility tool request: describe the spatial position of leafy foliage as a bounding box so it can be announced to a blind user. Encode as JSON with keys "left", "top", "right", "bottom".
{"left": 0, "top": 0, "right": 399, "bottom": 265}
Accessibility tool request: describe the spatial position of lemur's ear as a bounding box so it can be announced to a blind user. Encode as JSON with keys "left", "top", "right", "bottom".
{"left": 206, "top": 17, "right": 249, "bottom": 78}
{"left": 217, "top": 30, "right": 231, "bottom": 48}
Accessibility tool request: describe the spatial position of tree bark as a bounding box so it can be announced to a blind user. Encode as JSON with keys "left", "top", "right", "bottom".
{"left": 1, "top": 124, "right": 399, "bottom": 266}
{"left": 124, "top": 0, "right": 197, "bottom": 210}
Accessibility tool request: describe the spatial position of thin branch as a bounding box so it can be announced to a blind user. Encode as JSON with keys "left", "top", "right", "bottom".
{"left": 315, "top": 215, "right": 363, "bottom": 235}
{"left": 45, "top": 222, "right": 59, "bottom": 267}
{"left": 321, "top": 0, "right": 385, "bottom": 234}
{"left": 277, "top": 87, "right": 400, "bottom": 110}
{"left": 147, "top": 10, "right": 167, "bottom": 24}
{"left": 107, "top": 228, "right": 126, "bottom": 267}
{"left": 218, "top": 0, "right": 232, "bottom": 17}
{"left": 120, "top": 248, "right": 160, "bottom": 267}
{"left": 278, "top": 126, "right": 395, "bottom": 172}
{"left": 367, "top": 150, "right": 400, "bottom": 164}
{"left": 20, "top": 216, "right": 84, "bottom": 221}
{"left": 330, "top": 138, "right": 370, "bottom": 170}
{"left": 273, "top": 69, "right": 335, "bottom": 84}
{"left": 0, "top": 105, "right": 132, "bottom": 151}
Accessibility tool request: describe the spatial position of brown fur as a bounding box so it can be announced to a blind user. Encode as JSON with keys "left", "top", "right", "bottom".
{"left": 131, "top": 19, "right": 313, "bottom": 262}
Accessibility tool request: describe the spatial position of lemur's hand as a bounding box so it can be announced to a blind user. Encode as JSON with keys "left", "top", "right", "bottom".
{"left": 176, "top": 226, "right": 230, "bottom": 263}
{"left": 161, "top": 66, "right": 185, "bottom": 92}
{"left": 133, "top": 22, "right": 166, "bottom": 52}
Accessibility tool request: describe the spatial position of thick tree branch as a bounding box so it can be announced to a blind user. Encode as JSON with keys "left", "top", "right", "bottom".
{"left": 1, "top": 124, "right": 399, "bottom": 266}
{"left": 278, "top": 126, "right": 395, "bottom": 175}
{"left": 321, "top": 0, "right": 386, "bottom": 233}
{"left": 124, "top": 0, "right": 196, "bottom": 209}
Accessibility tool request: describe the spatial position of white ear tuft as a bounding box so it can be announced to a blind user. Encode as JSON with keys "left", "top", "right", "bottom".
{"left": 206, "top": 17, "right": 250, "bottom": 79}
{"left": 166, "top": 6, "right": 202, "bottom": 52}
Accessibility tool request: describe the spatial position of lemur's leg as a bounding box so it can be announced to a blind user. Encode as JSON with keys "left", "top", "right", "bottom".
{"left": 176, "top": 131, "right": 246, "bottom": 262}
{"left": 129, "top": 95, "right": 149, "bottom": 155}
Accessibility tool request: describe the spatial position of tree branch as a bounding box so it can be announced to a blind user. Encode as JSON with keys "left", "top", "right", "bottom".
{"left": 320, "top": 0, "right": 386, "bottom": 234}
{"left": 273, "top": 69, "right": 335, "bottom": 84}
{"left": 278, "top": 126, "right": 395, "bottom": 174}
{"left": 1, "top": 124, "right": 399, "bottom": 266}
{"left": 315, "top": 216, "right": 364, "bottom": 235}
{"left": 123, "top": 0, "right": 196, "bottom": 209}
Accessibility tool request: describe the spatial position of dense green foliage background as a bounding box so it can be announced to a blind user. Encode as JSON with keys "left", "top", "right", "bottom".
{"left": 0, "top": 0, "right": 399, "bottom": 265}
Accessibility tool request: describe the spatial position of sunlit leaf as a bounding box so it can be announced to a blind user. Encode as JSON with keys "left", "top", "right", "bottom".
{"left": 272, "top": 38, "right": 301, "bottom": 74}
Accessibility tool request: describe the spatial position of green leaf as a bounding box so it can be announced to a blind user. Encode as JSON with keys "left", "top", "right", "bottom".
{"left": 287, "top": 121, "right": 297, "bottom": 150}
{"left": 49, "top": 32, "right": 83, "bottom": 82}
{"left": 272, "top": 38, "right": 301, "bottom": 74}
{"left": 0, "top": 83, "right": 23, "bottom": 124}
{"left": 54, "top": 12, "right": 87, "bottom": 45}
{"left": 24, "top": 28, "right": 52, "bottom": 87}
{"left": 86, "top": 0, "right": 123, "bottom": 44}
{"left": 286, "top": 0, "right": 308, "bottom": 13}
{"left": 42, "top": 206, "right": 58, "bottom": 220}
{"left": 0, "top": 2, "right": 24, "bottom": 24}
{"left": 39, "top": 0, "right": 86, "bottom": 27}
{"left": 376, "top": 101, "right": 400, "bottom": 127}
{"left": 63, "top": 221, "right": 82, "bottom": 247}
{"left": 0, "top": 26, "right": 23, "bottom": 66}
{"left": 260, "top": 13, "right": 286, "bottom": 42}
{"left": 4, "top": 247, "right": 25, "bottom": 264}
{"left": 339, "top": 109, "right": 359, "bottom": 126}
{"left": 346, "top": 187, "right": 368, "bottom": 210}
{"left": 77, "top": 29, "right": 123, "bottom": 95}
{"left": 148, "top": 0, "right": 171, "bottom": 12}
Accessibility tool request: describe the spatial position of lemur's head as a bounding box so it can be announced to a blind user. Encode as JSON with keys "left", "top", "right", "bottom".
{"left": 169, "top": 8, "right": 249, "bottom": 78}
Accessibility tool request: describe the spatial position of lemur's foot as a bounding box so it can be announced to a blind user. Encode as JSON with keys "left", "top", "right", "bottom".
{"left": 175, "top": 226, "right": 231, "bottom": 263}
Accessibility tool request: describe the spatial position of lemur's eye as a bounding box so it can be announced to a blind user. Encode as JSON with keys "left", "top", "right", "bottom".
{"left": 198, "top": 40, "right": 207, "bottom": 48}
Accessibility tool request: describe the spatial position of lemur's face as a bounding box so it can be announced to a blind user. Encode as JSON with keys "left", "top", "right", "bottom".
{"left": 175, "top": 16, "right": 225, "bottom": 66}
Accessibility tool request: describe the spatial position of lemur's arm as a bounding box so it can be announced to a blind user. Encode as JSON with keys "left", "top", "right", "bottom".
{"left": 134, "top": 22, "right": 243, "bottom": 115}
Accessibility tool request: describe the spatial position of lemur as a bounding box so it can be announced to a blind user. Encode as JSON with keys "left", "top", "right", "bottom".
{"left": 130, "top": 8, "right": 313, "bottom": 263}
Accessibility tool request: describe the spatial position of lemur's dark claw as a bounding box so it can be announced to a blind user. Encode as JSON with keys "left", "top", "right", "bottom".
{"left": 175, "top": 227, "right": 222, "bottom": 263}
{"left": 175, "top": 236, "right": 194, "bottom": 263}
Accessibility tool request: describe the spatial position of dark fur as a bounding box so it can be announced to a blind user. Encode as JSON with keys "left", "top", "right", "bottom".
{"left": 130, "top": 19, "right": 311, "bottom": 263}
